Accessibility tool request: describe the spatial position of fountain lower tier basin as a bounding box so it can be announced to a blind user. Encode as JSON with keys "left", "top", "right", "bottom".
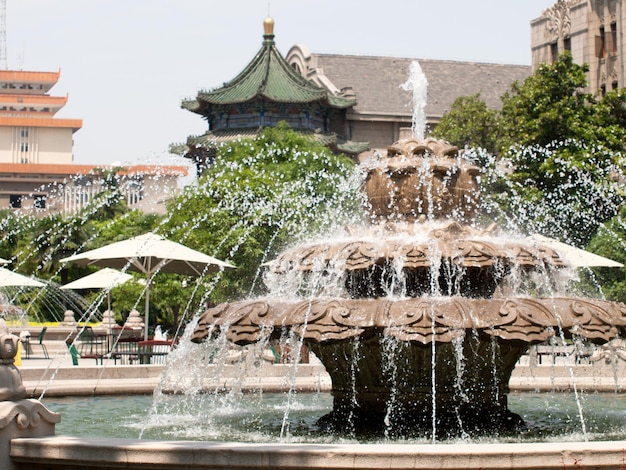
{"left": 10, "top": 437, "right": 626, "bottom": 470}
{"left": 193, "top": 296, "right": 626, "bottom": 345}
{"left": 193, "top": 296, "right": 626, "bottom": 436}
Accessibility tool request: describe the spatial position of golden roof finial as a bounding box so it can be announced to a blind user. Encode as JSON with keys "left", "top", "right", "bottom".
{"left": 263, "top": 17, "right": 275, "bottom": 36}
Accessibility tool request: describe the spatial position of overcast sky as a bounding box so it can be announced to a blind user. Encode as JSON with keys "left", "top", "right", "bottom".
{"left": 7, "top": 1, "right": 556, "bottom": 166}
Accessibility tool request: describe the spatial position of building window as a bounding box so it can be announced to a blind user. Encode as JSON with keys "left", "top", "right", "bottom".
{"left": 20, "top": 142, "right": 28, "bottom": 153}
{"left": 564, "top": 37, "right": 571, "bottom": 53}
{"left": 610, "top": 22, "right": 618, "bottom": 55}
{"left": 34, "top": 195, "right": 46, "bottom": 209}
{"left": 612, "top": 81, "right": 619, "bottom": 90}
{"left": 9, "top": 195, "right": 22, "bottom": 208}
{"left": 550, "top": 42, "right": 558, "bottom": 62}
{"left": 20, "top": 127, "right": 29, "bottom": 138}
{"left": 596, "top": 27, "right": 606, "bottom": 58}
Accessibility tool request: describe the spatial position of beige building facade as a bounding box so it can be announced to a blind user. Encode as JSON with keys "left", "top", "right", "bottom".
{"left": 0, "top": 69, "right": 188, "bottom": 215}
{"left": 531, "top": 0, "right": 625, "bottom": 95}
{"left": 0, "top": 70, "right": 82, "bottom": 164}
{"left": 0, "top": 162, "right": 188, "bottom": 215}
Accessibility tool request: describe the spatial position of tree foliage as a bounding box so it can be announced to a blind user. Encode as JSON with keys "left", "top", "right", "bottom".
{"left": 499, "top": 53, "right": 597, "bottom": 151}
{"left": 475, "top": 53, "right": 626, "bottom": 247}
{"left": 162, "top": 122, "right": 361, "bottom": 305}
{"left": 431, "top": 93, "right": 498, "bottom": 154}
{"left": 585, "top": 208, "right": 626, "bottom": 303}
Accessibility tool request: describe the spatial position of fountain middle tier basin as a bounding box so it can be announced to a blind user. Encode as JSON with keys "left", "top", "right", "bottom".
{"left": 192, "top": 296, "right": 626, "bottom": 436}
{"left": 268, "top": 222, "right": 567, "bottom": 299}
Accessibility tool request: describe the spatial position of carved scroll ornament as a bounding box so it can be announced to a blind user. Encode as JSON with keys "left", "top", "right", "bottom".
{"left": 192, "top": 297, "right": 626, "bottom": 346}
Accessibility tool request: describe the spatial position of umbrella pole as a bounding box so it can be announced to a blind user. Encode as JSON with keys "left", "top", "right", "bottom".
{"left": 144, "top": 271, "right": 152, "bottom": 341}
{"left": 144, "top": 285, "right": 150, "bottom": 341}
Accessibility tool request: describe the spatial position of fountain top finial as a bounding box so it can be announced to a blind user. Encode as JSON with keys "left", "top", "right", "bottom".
{"left": 362, "top": 137, "right": 481, "bottom": 224}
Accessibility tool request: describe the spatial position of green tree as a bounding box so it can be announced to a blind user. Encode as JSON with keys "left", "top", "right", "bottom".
{"left": 162, "top": 122, "right": 361, "bottom": 305}
{"left": 0, "top": 209, "right": 32, "bottom": 263}
{"left": 430, "top": 93, "right": 498, "bottom": 154}
{"left": 483, "top": 53, "right": 626, "bottom": 247}
{"left": 499, "top": 53, "right": 596, "bottom": 152}
{"left": 585, "top": 207, "right": 626, "bottom": 303}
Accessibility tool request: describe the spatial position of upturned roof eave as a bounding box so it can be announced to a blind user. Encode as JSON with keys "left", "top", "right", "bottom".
{"left": 191, "top": 38, "right": 355, "bottom": 109}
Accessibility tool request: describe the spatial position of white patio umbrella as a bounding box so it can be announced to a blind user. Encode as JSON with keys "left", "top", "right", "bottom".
{"left": 0, "top": 258, "right": 9, "bottom": 265}
{"left": 60, "top": 267, "right": 135, "bottom": 312}
{"left": 526, "top": 234, "right": 624, "bottom": 268}
{"left": 0, "top": 267, "right": 45, "bottom": 288}
{"left": 60, "top": 233, "right": 235, "bottom": 340}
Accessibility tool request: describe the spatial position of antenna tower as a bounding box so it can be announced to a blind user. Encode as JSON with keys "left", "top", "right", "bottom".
{"left": 0, "top": 0, "right": 6, "bottom": 69}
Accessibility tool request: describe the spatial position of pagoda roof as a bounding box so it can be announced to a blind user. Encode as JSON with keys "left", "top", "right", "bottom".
{"left": 182, "top": 19, "right": 356, "bottom": 114}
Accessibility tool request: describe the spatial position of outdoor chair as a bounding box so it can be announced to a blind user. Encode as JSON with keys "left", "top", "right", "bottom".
{"left": 66, "top": 342, "right": 103, "bottom": 365}
{"left": 32, "top": 327, "right": 49, "bottom": 359}
{"left": 78, "top": 326, "right": 108, "bottom": 355}
{"left": 109, "top": 337, "right": 141, "bottom": 365}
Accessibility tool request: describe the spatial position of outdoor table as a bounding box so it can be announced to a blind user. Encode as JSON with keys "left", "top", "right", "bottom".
{"left": 138, "top": 340, "right": 174, "bottom": 364}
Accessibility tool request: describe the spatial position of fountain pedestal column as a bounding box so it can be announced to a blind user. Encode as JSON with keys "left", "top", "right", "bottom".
{"left": 310, "top": 334, "right": 526, "bottom": 436}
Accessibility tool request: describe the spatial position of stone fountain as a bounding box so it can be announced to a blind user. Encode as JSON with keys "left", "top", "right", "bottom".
{"left": 192, "top": 137, "right": 626, "bottom": 437}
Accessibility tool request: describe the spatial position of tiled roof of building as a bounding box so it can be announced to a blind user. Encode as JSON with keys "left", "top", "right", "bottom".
{"left": 0, "top": 70, "right": 60, "bottom": 85}
{"left": 0, "top": 116, "right": 83, "bottom": 131}
{"left": 182, "top": 20, "right": 355, "bottom": 113}
{"left": 309, "top": 54, "right": 531, "bottom": 119}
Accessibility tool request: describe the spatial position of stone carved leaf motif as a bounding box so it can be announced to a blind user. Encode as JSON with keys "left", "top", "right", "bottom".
{"left": 507, "top": 245, "right": 545, "bottom": 267}
{"left": 544, "top": 0, "right": 571, "bottom": 41}
{"left": 387, "top": 241, "right": 431, "bottom": 268}
{"left": 328, "top": 301, "right": 374, "bottom": 328}
{"left": 294, "top": 245, "right": 329, "bottom": 271}
{"left": 426, "top": 299, "right": 471, "bottom": 329}
{"left": 571, "top": 300, "right": 617, "bottom": 326}
{"left": 617, "top": 304, "right": 626, "bottom": 324}
{"left": 499, "top": 299, "right": 556, "bottom": 327}
{"left": 287, "top": 300, "right": 336, "bottom": 327}
{"left": 291, "top": 300, "right": 365, "bottom": 342}
{"left": 198, "top": 303, "right": 232, "bottom": 325}
{"left": 533, "top": 245, "right": 566, "bottom": 267}
{"left": 385, "top": 300, "right": 427, "bottom": 327}
{"left": 235, "top": 301, "right": 271, "bottom": 326}
{"left": 451, "top": 240, "right": 499, "bottom": 267}
{"left": 340, "top": 242, "right": 382, "bottom": 270}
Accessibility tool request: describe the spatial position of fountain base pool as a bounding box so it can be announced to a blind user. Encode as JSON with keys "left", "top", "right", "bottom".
{"left": 10, "top": 437, "right": 626, "bottom": 470}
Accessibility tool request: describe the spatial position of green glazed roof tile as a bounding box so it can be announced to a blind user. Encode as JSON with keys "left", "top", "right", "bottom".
{"left": 192, "top": 35, "right": 355, "bottom": 109}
